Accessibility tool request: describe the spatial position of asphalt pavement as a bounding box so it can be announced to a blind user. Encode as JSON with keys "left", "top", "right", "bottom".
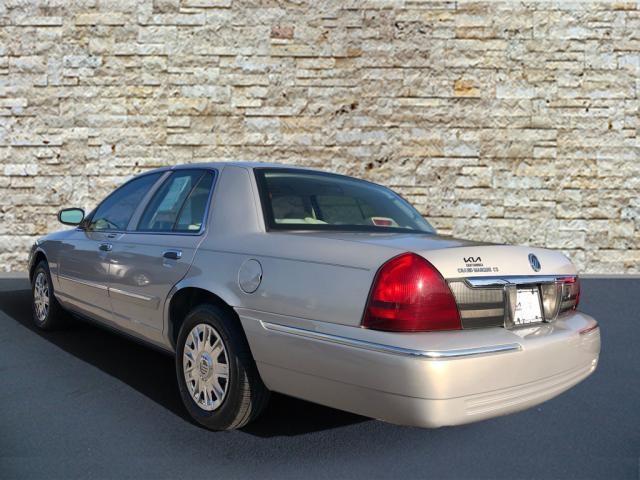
{"left": 0, "top": 277, "right": 638, "bottom": 479}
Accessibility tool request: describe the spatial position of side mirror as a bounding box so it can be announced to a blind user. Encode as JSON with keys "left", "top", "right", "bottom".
{"left": 58, "top": 208, "right": 85, "bottom": 226}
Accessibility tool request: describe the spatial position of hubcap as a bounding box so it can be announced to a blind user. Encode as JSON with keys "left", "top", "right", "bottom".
{"left": 183, "top": 323, "right": 229, "bottom": 411}
{"left": 33, "top": 271, "right": 49, "bottom": 323}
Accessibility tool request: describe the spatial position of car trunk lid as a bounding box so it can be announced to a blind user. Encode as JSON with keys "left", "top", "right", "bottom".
{"left": 284, "top": 231, "right": 576, "bottom": 278}
{"left": 282, "top": 231, "right": 578, "bottom": 330}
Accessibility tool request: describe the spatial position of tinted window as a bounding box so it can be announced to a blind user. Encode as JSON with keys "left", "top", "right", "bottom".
{"left": 137, "top": 170, "right": 213, "bottom": 233}
{"left": 255, "top": 169, "right": 435, "bottom": 234}
{"left": 89, "top": 173, "right": 162, "bottom": 231}
{"left": 175, "top": 173, "right": 214, "bottom": 232}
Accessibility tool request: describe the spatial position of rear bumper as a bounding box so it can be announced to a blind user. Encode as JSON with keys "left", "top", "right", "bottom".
{"left": 238, "top": 309, "right": 600, "bottom": 427}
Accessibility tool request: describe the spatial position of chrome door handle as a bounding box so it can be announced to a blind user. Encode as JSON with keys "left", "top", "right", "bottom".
{"left": 162, "top": 250, "right": 182, "bottom": 260}
{"left": 99, "top": 243, "right": 112, "bottom": 252}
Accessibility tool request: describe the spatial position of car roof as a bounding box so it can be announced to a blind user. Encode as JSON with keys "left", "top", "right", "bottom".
{"left": 143, "top": 161, "right": 319, "bottom": 175}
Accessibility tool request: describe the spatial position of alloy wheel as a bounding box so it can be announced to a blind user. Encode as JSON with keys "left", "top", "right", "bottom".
{"left": 182, "top": 323, "right": 230, "bottom": 411}
{"left": 33, "top": 271, "right": 50, "bottom": 323}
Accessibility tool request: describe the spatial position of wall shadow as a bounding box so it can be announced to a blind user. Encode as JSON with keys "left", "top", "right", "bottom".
{"left": 0, "top": 279, "right": 367, "bottom": 437}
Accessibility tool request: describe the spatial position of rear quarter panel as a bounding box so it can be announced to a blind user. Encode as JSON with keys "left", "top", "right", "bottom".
{"left": 175, "top": 233, "right": 394, "bottom": 327}
{"left": 170, "top": 165, "right": 401, "bottom": 330}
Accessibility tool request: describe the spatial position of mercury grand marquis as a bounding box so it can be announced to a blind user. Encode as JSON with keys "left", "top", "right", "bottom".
{"left": 28, "top": 163, "right": 601, "bottom": 430}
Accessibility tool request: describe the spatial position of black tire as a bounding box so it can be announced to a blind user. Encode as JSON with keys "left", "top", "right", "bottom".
{"left": 175, "top": 304, "right": 270, "bottom": 430}
{"left": 31, "top": 260, "right": 67, "bottom": 330}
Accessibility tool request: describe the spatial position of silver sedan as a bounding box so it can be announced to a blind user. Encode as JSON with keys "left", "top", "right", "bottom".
{"left": 28, "top": 163, "right": 601, "bottom": 430}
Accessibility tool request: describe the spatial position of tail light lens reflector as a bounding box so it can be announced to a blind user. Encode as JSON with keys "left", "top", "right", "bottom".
{"left": 362, "top": 253, "right": 461, "bottom": 332}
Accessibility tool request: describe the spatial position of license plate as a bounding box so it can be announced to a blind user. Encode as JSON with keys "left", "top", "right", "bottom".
{"left": 514, "top": 288, "right": 543, "bottom": 326}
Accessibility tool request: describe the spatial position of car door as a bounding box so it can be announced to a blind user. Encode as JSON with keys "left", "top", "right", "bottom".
{"left": 56, "top": 172, "right": 164, "bottom": 324}
{"left": 107, "top": 169, "right": 216, "bottom": 345}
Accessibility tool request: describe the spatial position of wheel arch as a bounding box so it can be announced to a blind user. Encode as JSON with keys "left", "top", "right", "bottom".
{"left": 29, "top": 249, "right": 48, "bottom": 282}
{"left": 166, "top": 285, "right": 243, "bottom": 350}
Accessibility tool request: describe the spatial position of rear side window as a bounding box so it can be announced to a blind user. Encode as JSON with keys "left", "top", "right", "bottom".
{"left": 90, "top": 173, "right": 162, "bottom": 231}
{"left": 136, "top": 170, "right": 214, "bottom": 233}
{"left": 174, "top": 173, "right": 214, "bottom": 232}
{"left": 254, "top": 169, "right": 435, "bottom": 234}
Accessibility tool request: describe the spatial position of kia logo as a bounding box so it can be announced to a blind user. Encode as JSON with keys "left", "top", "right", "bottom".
{"left": 528, "top": 253, "right": 541, "bottom": 272}
{"left": 464, "top": 257, "right": 481, "bottom": 263}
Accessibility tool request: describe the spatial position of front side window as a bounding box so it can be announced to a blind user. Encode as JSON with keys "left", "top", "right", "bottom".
{"left": 89, "top": 173, "right": 162, "bottom": 231}
{"left": 136, "top": 170, "right": 214, "bottom": 233}
{"left": 255, "top": 169, "right": 435, "bottom": 234}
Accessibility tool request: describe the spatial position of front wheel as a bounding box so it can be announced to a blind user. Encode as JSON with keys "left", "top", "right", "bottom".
{"left": 31, "top": 260, "right": 67, "bottom": 330}
{"left": 175, "top": 304, "right": 269, "bottom": 430}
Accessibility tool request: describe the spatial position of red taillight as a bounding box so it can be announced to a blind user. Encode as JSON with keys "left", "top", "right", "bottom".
{"left": 564, "top": 276, "right": 581, "bottom": 310}
{"left": 555, "top": 276, "right": 581, "bottom": 317}
{"left": 362, "top": 253, "right": 461, "bottom": 332}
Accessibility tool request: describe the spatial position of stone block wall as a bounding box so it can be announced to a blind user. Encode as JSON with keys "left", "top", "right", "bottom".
{"left": 0, "top": 0, "right": 638, "bottom": 273}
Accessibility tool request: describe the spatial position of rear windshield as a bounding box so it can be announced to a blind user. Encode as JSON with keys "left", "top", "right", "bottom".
{"left": 254, "top": 169, "right": 436, "bottom": 234}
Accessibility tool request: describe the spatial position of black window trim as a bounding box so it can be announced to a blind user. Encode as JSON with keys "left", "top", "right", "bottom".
{"left": 253, "top": 167, "right": 436, "bottom": 235}
{"left": 83, "top": 168, "right": 218, "bottom": 237}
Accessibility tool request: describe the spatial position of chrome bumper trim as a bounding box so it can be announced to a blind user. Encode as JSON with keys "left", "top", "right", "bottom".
{"left": 465, "top": 275, "right": 575, "bottom": 288}
{"left": 261, "top": 321, "right": 522, "bottom": 360}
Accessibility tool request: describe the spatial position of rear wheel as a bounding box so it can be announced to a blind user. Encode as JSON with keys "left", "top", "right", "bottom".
{"left": 31, "top": 260, "right": 67, "bottom": 330}
{"left": 175, "top": 304, "right": 269, "bottom": 430}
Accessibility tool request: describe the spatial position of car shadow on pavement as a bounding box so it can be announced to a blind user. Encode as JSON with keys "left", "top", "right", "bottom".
{"left": 0, "top": 281, "right": 368, "bottom": 437}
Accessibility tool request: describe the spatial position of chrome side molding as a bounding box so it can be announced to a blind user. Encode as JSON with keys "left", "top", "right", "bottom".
{"left": 109, "top": 287, "right": 155, "bottom": 302}
{"left": 58, "top": 274, "right": 156, "bottom": 304}
{"left": 58, "top": 274, "right": 108, "bottom": 291}
{"left": 260, "top": 321, "right": 522, "bottom": 360}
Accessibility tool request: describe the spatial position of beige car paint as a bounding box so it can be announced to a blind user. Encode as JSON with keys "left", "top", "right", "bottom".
{"left": 31, "top": 162, "right": 600, "bottom": 428}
